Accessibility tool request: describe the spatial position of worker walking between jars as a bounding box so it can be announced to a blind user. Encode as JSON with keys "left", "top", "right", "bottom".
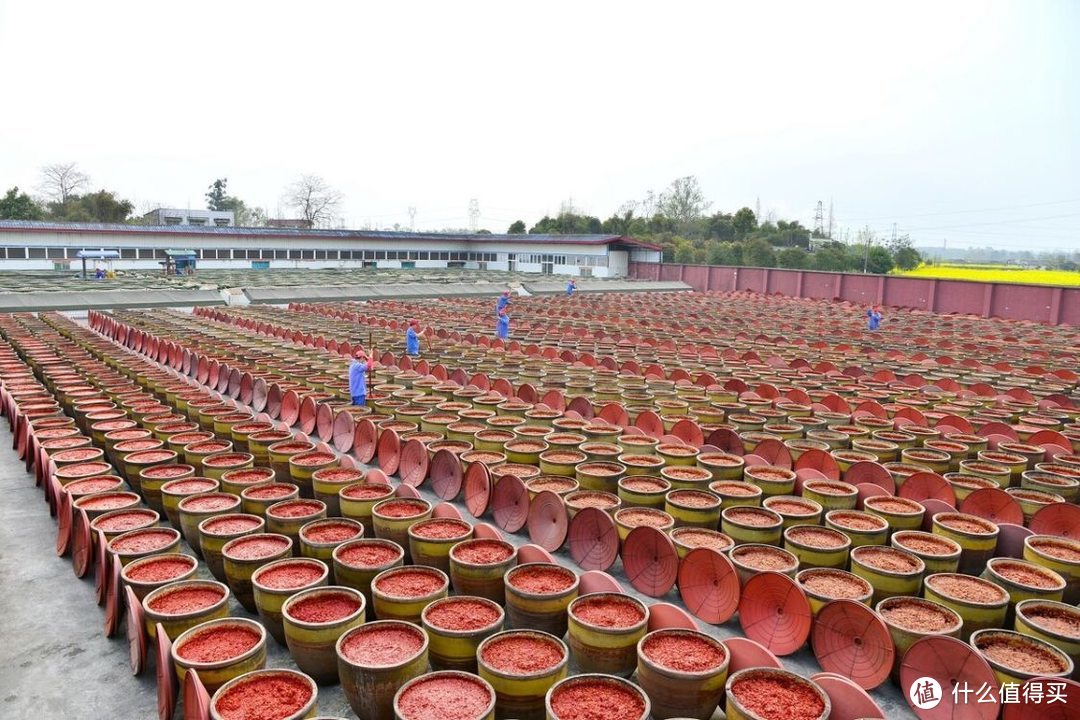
{"left": 496, "top": 289, "right": 511, "bottom": 316}
{"left": 866, "top": 306, "right": 882, "bottom": 331}
{"left": 496, "top": 308, "right": 510, "bottom": 340}
{"left": 405, "top": 319, "right": 420, "bottom": 357}
{"left": 349, "top": 349, "right": 374, "bottom": 406}
{"left": 566, "top": 278, "right": 576, "bottom": 297}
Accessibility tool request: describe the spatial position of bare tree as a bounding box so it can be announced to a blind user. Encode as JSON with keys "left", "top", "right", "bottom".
{"left": 657, "top": 176, "right": 711, "bottom": 224}
{"left": 282, "top": 175, "right": 343, "bottom": 228}
{"left": 639, "top": 190, "right": 658, "bottom": 218}
{"left": 38, "top": 162, "right": 90, "bottom": 204}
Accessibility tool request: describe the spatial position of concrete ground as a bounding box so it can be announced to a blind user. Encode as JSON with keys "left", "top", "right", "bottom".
{"left": 0, "top": 407, "right": 915, "bottom": 719}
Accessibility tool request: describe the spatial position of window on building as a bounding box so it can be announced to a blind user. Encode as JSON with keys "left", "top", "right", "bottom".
{"left": 187, "top": 217, "right": 207, "bottom": 226}
{"left": 375, "top": 250, "right": 386, "bottom": 260}
{"left": 287, "top": 250, "right": 300, "bottom": 259}
{"left": 315, "top": 250, "right": 327, "bottom": 260}
{"left": 164, "top": 216, "right": 183, "bottom": 225}
{"left": 275, "top": 249, "right": 287, "bottom": 259}
{"left": 120, "top": 248, "right": 137, "bottom": 259}
{"left": 46, "top": 247, "right": 64, "bottom": 259}
{"left": 301, "top": 250, "right": 313, "bottom": 259}
{"left": 213, "top": 218, "right": 230, "bottom": 226}
{"left": 156, "top": 249, "right": 169, "bottom": 259}
{"left": 29, "top": 247, "right": 46, "bottom": 259}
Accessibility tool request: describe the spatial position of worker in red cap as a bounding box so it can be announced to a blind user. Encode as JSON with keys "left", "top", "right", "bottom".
{"left": 496, "top": 308, "right": 510, "bottom": 340}
{"left": 496, "top": 289, "right": 511, "bottom": 316}
{"left": 349, "top": 348, "right": 374, "bottom": 406}
{"left": 405, "top": 319, "right": 420, "bottom": 356}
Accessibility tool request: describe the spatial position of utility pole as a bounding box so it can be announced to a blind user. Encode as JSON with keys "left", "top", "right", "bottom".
{"left": 827, "top": 199, "right": 834, "bottom": 239}
{"left": 863, "top": 226, "right": 872, "bottom": 273}
{"left": 891, "top": 222, "right": 898, "bottom": 246}
{"left": 755, "top": 196, "right": 761, "bottom": 222}
{"left": 408, "top": 206, "right": 417, "bottom": 232}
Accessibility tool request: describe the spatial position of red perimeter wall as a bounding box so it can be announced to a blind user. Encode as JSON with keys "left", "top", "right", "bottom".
{"left": 629, "top": 262, "right": 1078, "bottom": 326}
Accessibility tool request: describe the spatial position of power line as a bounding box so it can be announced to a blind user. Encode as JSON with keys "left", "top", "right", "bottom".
{"left": 887, "top": 212, "right": 1080, "bottom": 233}
{"left": 835, "top": 197, "right": 1080, "bottom": 223}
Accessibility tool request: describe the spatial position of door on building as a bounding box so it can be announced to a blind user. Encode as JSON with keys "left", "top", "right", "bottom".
{"left": 507, "top": 253, "right": 516, "bottom": 272}
{"left": 541, "top": 261, "right": 553, "bottom": 274}
{"left": 607, "top": 250, "right": 629, "bottom": 277}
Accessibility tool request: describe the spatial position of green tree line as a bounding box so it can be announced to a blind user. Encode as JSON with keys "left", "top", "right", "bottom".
{"left": 509, "top": 176, "right": 921, "bottom": 274}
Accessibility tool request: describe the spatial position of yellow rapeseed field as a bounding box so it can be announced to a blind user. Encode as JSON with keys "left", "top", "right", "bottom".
{"left": 895, "top": 264, "right": 1080, "bottom": 287}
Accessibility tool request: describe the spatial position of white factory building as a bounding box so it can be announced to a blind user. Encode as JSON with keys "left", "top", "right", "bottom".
{"left": 0, "top": 221, "right": 661, "bottom": 277}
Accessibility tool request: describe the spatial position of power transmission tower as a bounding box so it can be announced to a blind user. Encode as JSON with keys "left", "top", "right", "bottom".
{"left": 813, "top": 201, "right": 825, "bottom": 237}
{"left": 408, "top": 206, "right": 417, "bottom": 232}
{"left": 891, "top": 222, "right": 898, "bottom": 246}
{"left": 468, "top": 199, "right": 480, "bottom": 233}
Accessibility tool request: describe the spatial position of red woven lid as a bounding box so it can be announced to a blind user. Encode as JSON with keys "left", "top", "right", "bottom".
{"left": 430, "top": 449, "right": 464, "bottom": 501}
{"left": 810, "top": 673, "right": 886, "bottom": 720}
{"left": 753, "top": 438, "right": 792, "bottom": 469}
{"left": 578, "top": 570, "right": 624, "bottom": 595}
{"left": 279, "top": 390, "right": 301, "bottom": 427}
{"left": 899, "top": 472, "right": 956, "bottom": 507}
{"left": 738, "top": 571, "right": 812, "bottom": 656}
{"left": 812, "top": 599, "right": 894, "bottom": 689}
{"left": 376, "top": 428, "right": 401, "bottom": 476}
{"left": 398, "top": 439, "right": 429, "bottom": 488}
{"left": 725, "top": 637, "right": 782, "bottom": 674}
{"left": 960, "top": 487, "right": 1023, "bottom": 526}
{"left": 527, "top": 491, "right": 567, "bottom": 552}
{"left": 182, "top": 668, "right": 211, "bottom": 720}
{"left": 795, "top": 449, "right": 841, "bottom": 481}
{"left": 464, "top": 461, "right": 492, "bottom": 518}
{"left": 568, "top": 507, "right": 618, "bottom": 572}
{"left": 900, "top": 636, "right": 1000, "bottom": 720}
{"left": 622, "top": 526, "right": 678, "bottom": 598}
{"left": 491, "top": 474, "right": 529, "bottom": 533}
{"left": 1030, "top": 503, "right": 1080, "bottom": 540}
{"left": 645, "top": 602, "right": 698, "bottom": 632}
{"left": 846, "top": 460, "right": 895, "bottom": 494}
{"left": 126, "top": 585, "right": 147, "bottom": 675}
{"left": 678, "top": 547, "right": 740, "bottom": 625}
{"left": 353, "top": 418, "right": 377, "bottom": 464}
{"left": 332, "top": 411, "right": 355, "bottom": 453}
{"left": 156, "top": 622, "right": 177, "bottom": 720}
{"left": 634, "top": 410, "right": 665, "bottom": 439}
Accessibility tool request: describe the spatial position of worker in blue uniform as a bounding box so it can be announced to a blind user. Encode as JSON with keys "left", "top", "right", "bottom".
{"left": 496, "top": 289, "right": 511, "bottom": 315}
{"left": 496, "top": 308, "right": 510, "bottom": 340}
{"left": 349, "top": 349, "right": 374, "bottom": 406}
{"left": 566, "top": 278, "right": 577, "bottom": 297}
{"left": 405, "top": 319, "right": 420, "bottom": 356}
{"left": 866, "top": 306, "right": 882, "bottom": 331}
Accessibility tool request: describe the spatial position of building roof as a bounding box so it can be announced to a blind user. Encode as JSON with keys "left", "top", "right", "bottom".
{"left": 75, "top": 250, "right": 120, "bottom": 259}
{"left": 0, "top": 220, "right": 662, "bottom": 251}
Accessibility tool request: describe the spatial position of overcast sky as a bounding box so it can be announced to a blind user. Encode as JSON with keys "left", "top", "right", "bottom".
{"left": 1, "top": 1, "right": 1077, "bottom": 249}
